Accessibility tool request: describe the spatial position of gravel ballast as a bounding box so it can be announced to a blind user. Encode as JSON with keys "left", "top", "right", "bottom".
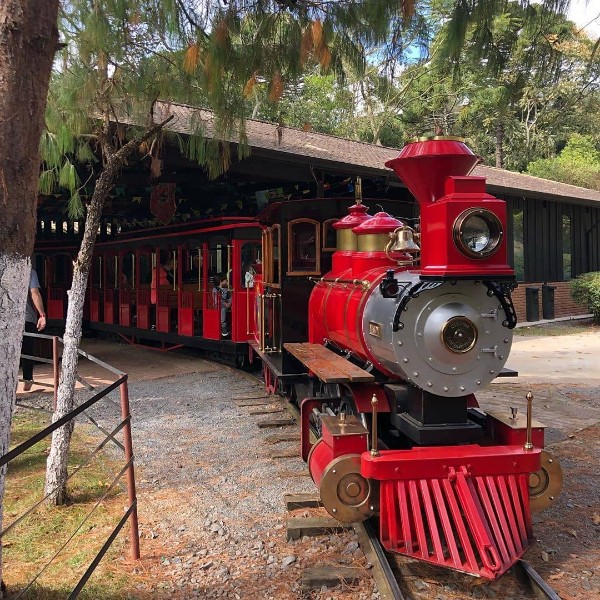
{"left": 88, "top": 361, "right": 380, "bottom": 600}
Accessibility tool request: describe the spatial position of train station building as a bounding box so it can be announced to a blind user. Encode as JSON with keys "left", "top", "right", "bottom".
{"left": 36, "top": 101, "right": 600, "bottom": 323}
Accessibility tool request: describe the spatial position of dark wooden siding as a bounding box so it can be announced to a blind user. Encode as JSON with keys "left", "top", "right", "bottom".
{"left": 506, "top": 194, "right": 600, "bottom": 281}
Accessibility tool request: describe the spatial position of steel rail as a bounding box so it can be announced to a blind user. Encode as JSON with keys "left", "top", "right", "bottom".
{"left": 515, "top": 560, "right": 563, "bottom": 600}
{"left": 355, "top": 520, "right": 405, "bottom": 600}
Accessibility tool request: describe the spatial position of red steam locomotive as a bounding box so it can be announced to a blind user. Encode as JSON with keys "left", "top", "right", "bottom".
{"left": 251, "top": 137, "right": 562, "bottom": 580}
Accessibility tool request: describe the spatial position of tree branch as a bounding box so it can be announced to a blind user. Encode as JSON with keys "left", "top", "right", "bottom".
{"left": 110, "top": 114, "right": 175, "bottom": 168}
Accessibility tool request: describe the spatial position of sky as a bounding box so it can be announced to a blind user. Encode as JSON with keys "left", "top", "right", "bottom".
{"left": 567, "top": 0, "right": 600, "bottom": 38}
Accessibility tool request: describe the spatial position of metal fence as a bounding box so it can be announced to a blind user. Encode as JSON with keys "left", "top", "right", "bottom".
{"left": 2, "top": 332, "right": 139, "bottom": 599}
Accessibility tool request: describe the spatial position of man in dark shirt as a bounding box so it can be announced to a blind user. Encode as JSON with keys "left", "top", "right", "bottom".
{"left": 22, "top": 269, "right": 47, "bottom": 391}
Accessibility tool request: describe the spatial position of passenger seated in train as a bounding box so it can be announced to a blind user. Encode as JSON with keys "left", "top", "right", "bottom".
{"left": 183, "top": 252, "right": 202, "bottom": 284}
{"left": 149, "top": 257, "right": 175, "bottom": 331}
{"left": 212, "top": 274, "right": 232, "bottom": 337}
{"left": 151, "top": 257, "right": 174, "bottom": 305}
{"left": 242, "top": 261, "right": 256, "bottom": 288}
{"left": 163, "top": 257, "right": 175, "bottom": 285}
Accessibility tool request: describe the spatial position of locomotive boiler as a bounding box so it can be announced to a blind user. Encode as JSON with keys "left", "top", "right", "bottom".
{"left": 277, "top": 137, "right": 563, "bottom": 580}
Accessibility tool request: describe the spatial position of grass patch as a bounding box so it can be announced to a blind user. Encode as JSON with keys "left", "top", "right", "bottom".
{"left": 515, "top": 318, "right": 600, "bottom": 337}
{"left": 3, "top": 409, "right": 137, "bottom": 599}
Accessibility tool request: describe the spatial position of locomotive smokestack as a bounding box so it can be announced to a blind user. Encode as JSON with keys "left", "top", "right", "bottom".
{"left": 385, "top": 137, "right": 480, "bottom": 205}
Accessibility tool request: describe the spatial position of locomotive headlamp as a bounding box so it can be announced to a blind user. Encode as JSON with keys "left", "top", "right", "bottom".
{"left": 441, "top": 316, "right": 478, "bottom": 354}
{"left": 453, "top": 208, "right": 503, "bottom": 259}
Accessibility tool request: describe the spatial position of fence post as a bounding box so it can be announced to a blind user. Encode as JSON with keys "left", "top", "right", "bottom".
{"left": 53, "top": 336, "right": 59, "bottom": 411}
{"left": 119, "top": 378, "right": 140, "bottom": 560}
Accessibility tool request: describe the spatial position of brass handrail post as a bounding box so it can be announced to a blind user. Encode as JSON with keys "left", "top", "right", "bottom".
{"left": 227, "top": 245, "right": 232, "bottom": 285}
{"left": 370, "top": 394, "right": 380, "bottom": 457}
{"left": 114, "top": 256, "right": 118, "bottom": 290}
{"left": 172, "top": 250, "right": 177, "bottom": 291}
{"left": 200, "top": 248, "right": 204, "bottom": 292}
{"left": 260, "top": 293, "right": 265, "bottom": 351}
{"left": 246, "top": 286, "right": 250, "bottom": 335}
{"left": 524, "top": 390, "right": 534, "bottom": 451}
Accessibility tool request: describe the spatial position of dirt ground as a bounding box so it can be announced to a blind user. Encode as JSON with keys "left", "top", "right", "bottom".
{"left": 424, "top": 380, "right": 600, "bottom": 600}
{"left": 15, "top": 330, "right": 600, "bottom": 599}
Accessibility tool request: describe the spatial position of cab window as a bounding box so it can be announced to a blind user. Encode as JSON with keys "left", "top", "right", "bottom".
{"left": 288, "top": 219, "right": 320, "bottom": 274}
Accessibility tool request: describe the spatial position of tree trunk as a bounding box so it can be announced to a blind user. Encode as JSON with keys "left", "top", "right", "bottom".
{"left": 495, "top": 120, "right": 505, "bottom": 169}
{"left": 44, "top": 116, "right": 173, "bottom": 505}
{"left": 44, "top": 188, "right": 106, "bottom": 504}
{"left": 0, "top": 0, "right": 59, "bottom": 589}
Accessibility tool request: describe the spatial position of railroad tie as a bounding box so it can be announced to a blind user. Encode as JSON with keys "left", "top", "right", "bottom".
{"left": 284, "top": 493, "right": 322, "bottom": 510}
{"left": 286, "top": 516, "right": 350, "bottom": 541}
{"left": 264, "top": 433, "right": 300, "bottom": 445}
{"left": 257, "top": 418, "right": 295, "bottom": 428}
{"left": 301, "top": 566, "right": 362, "bottom": 593}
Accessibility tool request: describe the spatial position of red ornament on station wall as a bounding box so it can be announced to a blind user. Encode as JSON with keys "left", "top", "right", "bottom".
{"left": 150, "top": 183, "right": 176, "bottom": 224}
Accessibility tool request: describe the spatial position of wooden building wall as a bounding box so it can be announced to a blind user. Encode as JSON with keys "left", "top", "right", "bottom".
{"left": 505, "top": 195, "right": 600, "bottom": 281}
{"left": 505, "top": 194, "right": 600, "bottom": 320}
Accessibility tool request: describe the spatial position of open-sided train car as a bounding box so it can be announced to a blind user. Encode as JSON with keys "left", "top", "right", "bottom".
{"left": 36, "top": 218, "right": 262, "bottom": 365}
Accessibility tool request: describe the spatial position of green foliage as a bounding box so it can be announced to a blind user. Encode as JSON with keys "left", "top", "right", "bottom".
{"left": 42, "top": 0, "right": 600, "bottom": 196}
{"left": 437, "top": 0, "right": 571, "bottom": 77}
{"left": 415, "top": 0, "right": 600, "bottom": 171}
{"left": 570, "top": 272, "right": 600, "bottom": 323}
{"left": 43, "top": 0, "right": 431, "bottom": 194}
{"left": 40, "top": 0, "right": 200, "bottom": 218}
{"left": 527, "top": 134, "right": 600, "bottom": 190}
{"left": 252, "top": 71, "right": 355, "bottom": 135}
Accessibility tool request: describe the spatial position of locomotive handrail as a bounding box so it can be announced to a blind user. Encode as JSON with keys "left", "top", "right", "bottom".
{"left": 309, "top": 276, "right": 370, "bottom": 288}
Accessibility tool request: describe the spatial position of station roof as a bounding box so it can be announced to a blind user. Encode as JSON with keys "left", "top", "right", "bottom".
{"left": 154, "top": 101, "right": 600, "bottom": 206}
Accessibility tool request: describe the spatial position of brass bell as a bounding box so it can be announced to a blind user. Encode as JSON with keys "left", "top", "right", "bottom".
{"left": 390, "top": 227, "right": 420, "bottom": 254}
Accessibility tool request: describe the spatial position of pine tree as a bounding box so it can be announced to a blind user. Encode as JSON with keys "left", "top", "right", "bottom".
{"left": 42, "top": 0, "right": 179, "bottom": 505}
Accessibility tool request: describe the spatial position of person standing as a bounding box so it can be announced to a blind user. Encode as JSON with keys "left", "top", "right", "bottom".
{"left": 22, "top": 269, "right": 46, "bottom": 391}
{"left": 212, "top": 274, "right": 232, "bottom": 337}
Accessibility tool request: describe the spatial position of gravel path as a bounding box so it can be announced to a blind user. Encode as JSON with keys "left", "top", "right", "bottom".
{"left": 86, "top": 361, "right": 380, "bottom": 600}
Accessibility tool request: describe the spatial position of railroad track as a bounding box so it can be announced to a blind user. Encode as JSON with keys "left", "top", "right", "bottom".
{"left": 236, "top": 368, "right": 563, "bottom": 600}
{"left": 358, "top": 517, "right": 563, "bottom": 600}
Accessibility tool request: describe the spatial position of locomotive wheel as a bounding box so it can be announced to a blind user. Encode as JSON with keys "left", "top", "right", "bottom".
{"left": 529, "top": 450, "right": 563, "bottom": 513}
{"left": 319, "top": 454, "right": 378, "bottom": 523}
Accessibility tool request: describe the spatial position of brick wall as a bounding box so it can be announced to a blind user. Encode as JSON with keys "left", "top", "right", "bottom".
{"left": 512, "top": 281, "right": 589, "bottom": 322}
